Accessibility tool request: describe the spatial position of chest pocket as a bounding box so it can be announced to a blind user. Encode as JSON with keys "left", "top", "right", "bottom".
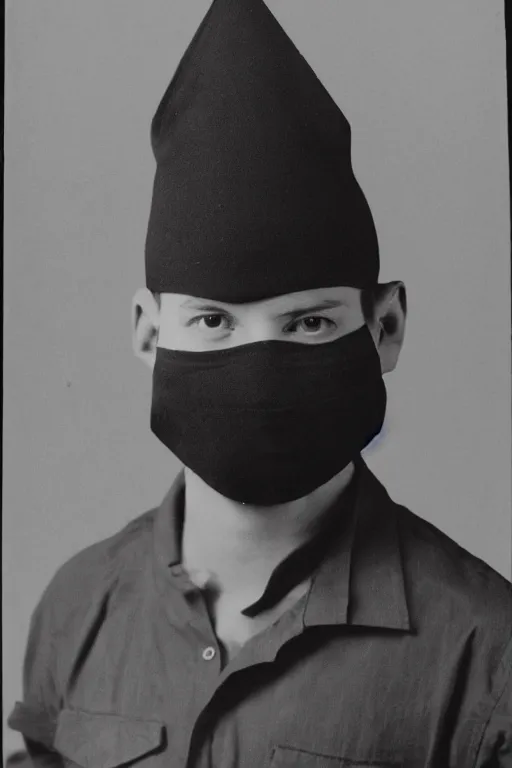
{"left": 270, "top": 746, "right": 401, "bottom": 768}
{"left": 54, "top": 708, "right": 165, "bottom": 768}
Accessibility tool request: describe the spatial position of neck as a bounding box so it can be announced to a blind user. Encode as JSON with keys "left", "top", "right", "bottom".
{"left": 181, "top": 463, "right": 355, "bottom": 595}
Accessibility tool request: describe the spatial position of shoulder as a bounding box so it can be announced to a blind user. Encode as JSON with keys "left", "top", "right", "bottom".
{"left": 393, "top": 499, "right": 512, "bottom": 635}
{"left": 33, "top": 507, "right": 159, "bottom": 634}
{"left": 20, "top": 507, "right": 161, "bottom": 707}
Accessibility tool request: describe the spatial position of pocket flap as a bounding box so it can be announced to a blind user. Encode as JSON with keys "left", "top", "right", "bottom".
{"left": 8, "top": 701, "right": 57, "bottom": 748}
{"left": 54, "top": 708, "right": 164, "bottom": 768}
{"left": 270, "top": 746, "right": 396, "bottom": 768}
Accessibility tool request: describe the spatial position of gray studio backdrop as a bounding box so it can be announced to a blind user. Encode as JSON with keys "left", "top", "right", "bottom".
{"left": 3, "top": 0, "right": 511, "bottom": 756}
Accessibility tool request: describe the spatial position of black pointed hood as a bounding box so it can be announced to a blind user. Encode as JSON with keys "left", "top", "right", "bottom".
{"left": 145, "top": 0, "right": 379, "bottom": 302}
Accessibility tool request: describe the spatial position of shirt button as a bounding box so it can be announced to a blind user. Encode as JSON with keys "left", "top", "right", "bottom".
{"left": 202, "top": 646, "right": 216, "bottom": 661}
{"left": 192, "top": 569, "right": 212, "bottom": 589}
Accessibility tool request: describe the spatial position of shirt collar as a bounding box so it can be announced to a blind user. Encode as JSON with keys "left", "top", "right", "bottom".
{"left": 303, "top": 457, "right": 411, "bottom": 631}
{"left": 153, "top": 458, "right": 411, "bottom": 633}
{"left": 153, "top": 473, "right": 185, "bottom": 574}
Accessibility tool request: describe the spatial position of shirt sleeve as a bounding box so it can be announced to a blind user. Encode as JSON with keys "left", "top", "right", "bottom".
{"left": 473, "top": 638, "right": 512, "bottom": 767}
{"left": 7, "top": 589, "right": 64, "bottom": 767}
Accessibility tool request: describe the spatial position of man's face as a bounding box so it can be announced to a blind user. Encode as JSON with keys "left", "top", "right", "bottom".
{"left": 157, "top": 287, "right": 365, "bottom": 352}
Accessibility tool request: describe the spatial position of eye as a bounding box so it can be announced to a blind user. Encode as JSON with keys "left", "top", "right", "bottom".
{"left": 301, "top": 317, "right": 325, "bottom": 332}
{"left": 288, "top": 316, "right": 336, "bottom": 335}
{"left": 186, "top": 313, "right": 235, "bottom": 332}
{"left": 201, "top": 314, "right": 225, "bottom": 329}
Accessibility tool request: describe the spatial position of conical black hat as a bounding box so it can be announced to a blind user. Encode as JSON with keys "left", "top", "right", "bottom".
{"left": 145, "top": 0, "right": 379, "bottom": 302}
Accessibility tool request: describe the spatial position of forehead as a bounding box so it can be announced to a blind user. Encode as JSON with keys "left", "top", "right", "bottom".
{"left": 160, "top": 286, "right": 362, "bottom": 313}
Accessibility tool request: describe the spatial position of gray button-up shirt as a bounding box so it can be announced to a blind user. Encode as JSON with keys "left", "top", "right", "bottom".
{"left": 8, "top": 459, "right": 512, "bottom": 767}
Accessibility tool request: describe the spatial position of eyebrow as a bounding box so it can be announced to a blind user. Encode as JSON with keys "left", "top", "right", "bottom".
{"left": 180, "top": 299, "right": 232, "bottom": 312}
{"left": 179, "top": 298, "right": 347, "bottom": 317}
{"left": 275, "top": 299, "right": 346, "bottom": 319}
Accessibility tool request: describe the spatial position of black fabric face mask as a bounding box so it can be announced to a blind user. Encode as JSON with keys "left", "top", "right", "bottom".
{"left": 150, "top": 324, "right": 386, "bottom": 505}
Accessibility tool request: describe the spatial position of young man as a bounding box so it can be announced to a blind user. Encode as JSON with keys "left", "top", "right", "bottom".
{"left": 8, "top": 0, "right": 511, "bottom": 766}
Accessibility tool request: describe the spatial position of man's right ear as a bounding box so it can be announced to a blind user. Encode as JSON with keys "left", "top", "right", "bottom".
{"left": 132, "top": 288, "right": 160, "bottom": 369}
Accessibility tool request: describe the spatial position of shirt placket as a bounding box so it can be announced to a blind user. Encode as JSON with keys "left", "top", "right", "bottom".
{"left": 169, "top": 562, "right": 224, "bottom": 670}
{"left": 184, "top": 595, "right": 308, "bottom": 768}
{"left": 154, "top": 562, "right": 222, "bottom": 768}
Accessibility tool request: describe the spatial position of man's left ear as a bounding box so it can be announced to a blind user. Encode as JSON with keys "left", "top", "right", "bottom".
{"left": 370, "top": 281, "right": 407, "bottom": 374}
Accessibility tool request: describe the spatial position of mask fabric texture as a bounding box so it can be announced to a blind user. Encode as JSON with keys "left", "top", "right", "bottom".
{"left": 151, "top": 325, "right": 386, "bottom": 505}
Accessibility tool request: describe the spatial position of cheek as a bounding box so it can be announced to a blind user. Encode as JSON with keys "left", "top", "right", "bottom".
{"left": 366, "top": 323, "right": 382, "bottom": 349}
{"left": 157, "top": 322, "right": 193, "bottom": 351}
{"left": 339, "top": 307, "right": 366, "bottom": 336}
